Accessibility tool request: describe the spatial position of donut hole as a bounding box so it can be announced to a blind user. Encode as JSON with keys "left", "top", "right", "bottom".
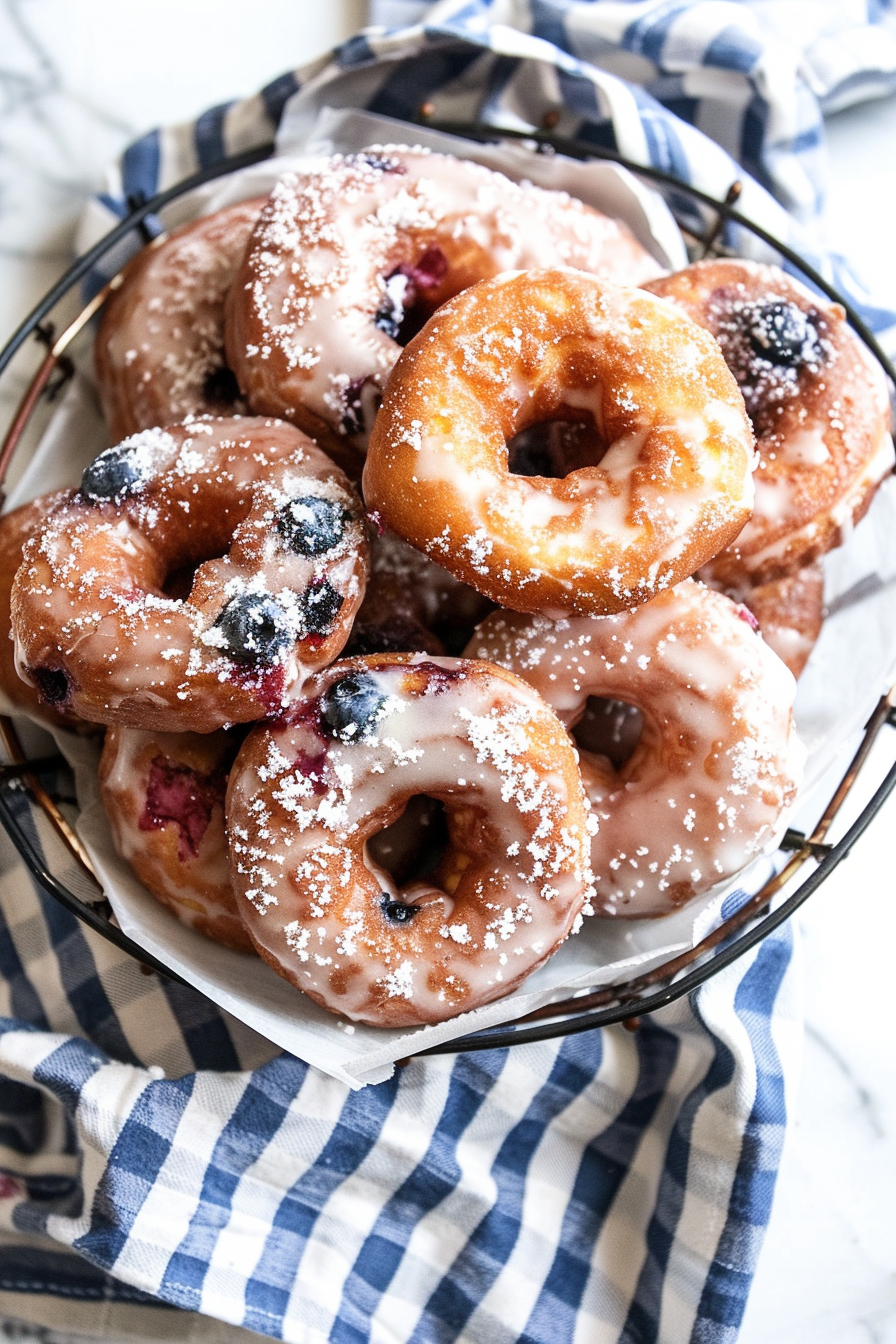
{"left": 161, "top": 554, "right": 228, "bottom": 602}
{"left": 200, "top": 363, "right": 242, "bottom": 410}
{"left": 507, "top": 411, "right": 605, "bottom": 479}
{"left": 570, "top": 696, "right": 643, "bottom": 768}
{"left": 366, "top": 794, "right": 450, "bottom": 888}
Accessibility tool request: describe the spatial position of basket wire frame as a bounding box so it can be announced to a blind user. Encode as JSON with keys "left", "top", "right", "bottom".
{"left": 1, "top": 121, "right": 895, "bottom": 1059}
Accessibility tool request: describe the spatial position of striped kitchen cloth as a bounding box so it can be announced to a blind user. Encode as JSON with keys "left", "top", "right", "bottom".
{"left": 3, "top": 1, "right": 893, "bottom": 1340}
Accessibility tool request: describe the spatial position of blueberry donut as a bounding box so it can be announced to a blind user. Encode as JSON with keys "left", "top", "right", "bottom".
{"left": 646, "top": 259, "right": 894, "bottom": 585}
{"left": 466, "top": 580, "right": 804, "bottom": 917}
{"left": 226, "top": 654, "right": 596, "bottom": 1026}
{"left": 100, "top": 725, "right": 252, "bottom": 952}
{"left": 225, "top": 148, "right": 663, "bottom": 451}
{"left": 11, "top": 417, "right": 368, "bottom": 732}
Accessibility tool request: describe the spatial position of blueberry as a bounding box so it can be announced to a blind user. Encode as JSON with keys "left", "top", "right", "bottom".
{"left": 215, "top": 593, "right": 293, "bottom": 663}
{"left": 319, "top": 671, "right": 389, "bottom": 741}
{"left": 32, "top": 666, "right": 72, "bottom": 707}
{"left": 277, "top": 497, "right": 349, "bottom": 556}
{"left": 300, "top": 581, "right": 344, "bottom": 636}
{"left": 744, "top": 300, "right": 820, "bottom": 368}
{"left": 380, "top": 893, "right": 419, "bottom": 924}
{"left": 347, "top": 152, "right": 406, "bottom": 175}
{"left": 339, "top": 377, "right": 380, "bottom": 437}
{"left": 80, "top": 445, "right": 146, "bottom": 500}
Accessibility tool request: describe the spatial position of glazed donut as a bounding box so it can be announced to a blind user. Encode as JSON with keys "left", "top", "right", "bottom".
{"left": 12, "top": 416, "right": 368, "bottom": 733}
{"left": 645, "top": 259, "right": 894, "bottom": 586}
{"left": 95, "top": 200, "right": 265, "bottom": 443}
{"left": 226, "top": 654, "right": 596, "bottom": 1026}
{"left": 0, "top": 492, "right": 85, "bottom": 729}
{"left": 716, "top": 562, "right": 825, "bottom": 680}
{"left": 99, "top": 725, "right": 253, "bottom": 952}
{"left": 345, "top": 530, "right": 494, "bottom": 658}
{"left": 466, "top": 579, "right": 804, "bottom": 917}
{"left": 225, "top": 148, "right": 664, "bottom": 450}
{"left": 364, "top": 269, "right": 756, "bottom": 617}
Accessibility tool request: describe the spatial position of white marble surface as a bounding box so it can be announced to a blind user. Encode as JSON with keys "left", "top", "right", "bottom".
{"left": 0, "top": 2, "right": 895, "bottom": 1340}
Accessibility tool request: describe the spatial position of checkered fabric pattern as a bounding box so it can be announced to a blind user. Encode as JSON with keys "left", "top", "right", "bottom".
{"left": 2, "top": 2, "right": 894, "bottom": 1340}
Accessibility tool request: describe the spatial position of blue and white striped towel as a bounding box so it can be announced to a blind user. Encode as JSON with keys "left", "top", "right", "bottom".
{"left": 2, "top": 2, "right": 894, "bottom": 1340}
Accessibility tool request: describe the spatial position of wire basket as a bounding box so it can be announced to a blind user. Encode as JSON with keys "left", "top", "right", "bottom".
{"left": 1, "top": 117, "right": 895, "bottom": 1060}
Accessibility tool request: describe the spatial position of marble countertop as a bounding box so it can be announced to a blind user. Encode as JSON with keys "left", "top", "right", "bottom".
{"left": 1, "top": 2, "right": 894, "bottom": 1340}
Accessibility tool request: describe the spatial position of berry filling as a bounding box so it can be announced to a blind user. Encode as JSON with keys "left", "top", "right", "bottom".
{"left": 31, "top": 665, "right": 73, "bottom": 708}
{"left": 373, "top": 245, "right": 449, "bottom": 346}
{"left": 140, "top": 756, "right": 226, "bottom": 861}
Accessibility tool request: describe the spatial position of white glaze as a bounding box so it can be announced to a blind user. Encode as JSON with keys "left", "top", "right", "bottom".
{"left": 467, "top": 580, "right": 805, "bottom": 916}
{"left": 226, "top": 655, "right": 596, "bottom": 1025}
{"left": 226, "top": 147, "right": 664, "bottom": 448}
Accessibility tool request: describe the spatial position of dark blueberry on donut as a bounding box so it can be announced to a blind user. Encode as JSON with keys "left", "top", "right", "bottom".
{"left": 374, "top": 246, "right": 449, "bottom": 345}
{"left": 31, "top": 665, "right": 72, "bottom": 707}
{"left": 215, "top": 593, "right": 293, "bottom": 663}
{"left": 339, "top": 377, "right": 380, "bottom": 437}
{"left": 320, "top": 672, "right": 389, "bottom": 741}
{"left": 379, "top": 893, "right": 420, "bottom": 924}
{"left": 348, "top": 152, "right": 406, "bottom": 175}
{"left": 743, "top": 300, "right": 820, "bottom": 368}
{"left": 277, "top": 496, "right": 349, "bottom": 556}
{"left": 300, "top": 581, "right": 344, "bottom": 636}
{"left": 80, "top": 445, "right": 146, "bottom": 501}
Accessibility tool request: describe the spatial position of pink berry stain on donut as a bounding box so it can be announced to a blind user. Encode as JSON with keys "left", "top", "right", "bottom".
{"left": 225, "top": 148, "right": 664, "bottom": 451}
{"left": 646, "top": 259, "right": 894, "bottom": 585}
{"left": 96, "top": 199, "right": 266, "bottom": 444}
{"left": 11, "top": 417, "right": 369, "bottom": 733}
{"left": 100, "top": 725, "right": 253, "bottom": 952}
{"left": 467, "top": 579, "right": 804, "bottom": 917}
{"left": 364, "top": 269, "right": 756, "bottom": 619}
{"left": 226, "top": 654, "right": 597, "bottom": 1027}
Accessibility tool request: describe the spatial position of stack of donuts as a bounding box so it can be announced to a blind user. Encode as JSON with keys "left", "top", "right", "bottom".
{"left": 2, "top": 144, "right": 891, "bottom": 1029}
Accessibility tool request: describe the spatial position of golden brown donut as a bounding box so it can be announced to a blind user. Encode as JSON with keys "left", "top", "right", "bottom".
{"left": 100, "top": 725, "right": 253, "bottom": 952}
{"left": 646, "top": 259, "right": 894, "bottom": 585}
{"left": 225, "top": 148, "right": 664, "bottom": 451}
{"left": 12, "top": 417, "right": 368, "bottom": 732}
{"left": 226, "top": 654, "right": 596, "bottom": 1026}
{"left": 364, "top": 269, "right": 756, "bottom": 618}
{"left": 718, "top": 563, "right": 825, "bottom": 680}
{"left": 95, "top": 200, "right": 265, "bottom": 443}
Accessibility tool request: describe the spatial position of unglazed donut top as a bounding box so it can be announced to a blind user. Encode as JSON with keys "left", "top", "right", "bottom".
{"left": 225, "top": 147, "right": 664, "bottom": 450}
{"left": 466, "top": 580, "right": 804, "bottom": 917}
{"left": 100, "top": 725, "right": 252, "bottom": 952}
{"left": 226, "top": 654, "right": 596, "bottom": 1026}
{"left": 95, "top": 200, "right": 264, "bottom": 443}
{"left": 647, "top": 259, "right": 894, "bottom": 585}
{"left": 364, "top": 268, "right": 756, "bottom": 617}
{"left": 11, "top": 417, "right": 368, "bottom": 732}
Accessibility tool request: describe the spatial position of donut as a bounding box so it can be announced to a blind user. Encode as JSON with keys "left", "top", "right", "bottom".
{"left": 345, "top": 529, "right": 494, "bottom": 658}
{"left": 99, "top": 725, "right": 253, "bottom": 952}
{"left": 11, "top": 416, "right": 368, "bottom": 732}
{"left": 645, "top": 259, "right": 894, "bottom": 586}
{"left": 363, "top": 269, "right": 756, "bottom": 618}
{"left": 714, "top": 562, "right": 825, "bottom": 680}
{"left": 95, "top": 200, "right": 265, "bottom": 443}
{"left": 466, "top": 579, "right": 804, "bottom": 917}
{"left": 0, "top": 492, "right": 85, "bottom": 729}
{"left": 225, "top": 148, "right": 664, "bottom": 451}
{"left": 225, "top": 654, "right": 597, "bottom": 1026}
